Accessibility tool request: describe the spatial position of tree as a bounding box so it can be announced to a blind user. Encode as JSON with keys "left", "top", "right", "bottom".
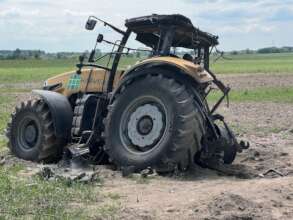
{"left": 12, "top": 48, "right": 22, "bottom": 59}
{"left": 34, "top": 50, "right": 42, "bottom": 59}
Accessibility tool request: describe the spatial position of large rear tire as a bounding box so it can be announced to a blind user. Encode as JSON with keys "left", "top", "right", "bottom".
{"left": 104, "top": 70, "right": 205, "bottom": 172}
{"left": 6, "top": 99, "right": 66, "bottom": 162}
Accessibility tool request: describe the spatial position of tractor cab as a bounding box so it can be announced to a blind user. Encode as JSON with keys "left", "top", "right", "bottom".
{"left": 83, "top": 14, "right": 220, "bottom": 92}
{"left": 125, "top": 14, "right": 219, "bottom": 70}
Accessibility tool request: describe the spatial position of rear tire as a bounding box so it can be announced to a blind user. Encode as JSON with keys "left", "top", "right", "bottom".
{"left": 104, "top": 70, "right": 205, "bottom": 172}
{"left": 6, "top": 99, "right": 66, "bottom": 162}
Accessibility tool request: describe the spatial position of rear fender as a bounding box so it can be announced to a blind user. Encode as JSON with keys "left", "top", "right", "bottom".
{"left": 32, "top": 90, "right": 73, "bottom": 139}
{"left": 111, "top": 62, "right": 206, "bottom": 103}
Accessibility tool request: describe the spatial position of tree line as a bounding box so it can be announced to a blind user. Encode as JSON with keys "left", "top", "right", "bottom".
{"left": 0, "top": 46, "right": 293, "bottom": 60}
{"left": 230, "top": 47, "right": 293, "bottom": 55}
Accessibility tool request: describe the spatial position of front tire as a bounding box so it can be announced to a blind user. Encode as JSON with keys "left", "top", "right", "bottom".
{"left": 6, "top": 99, "right": 66, "bottom": 162}
{"left": 104, "top": 70, "right": 205, "bottom": 172}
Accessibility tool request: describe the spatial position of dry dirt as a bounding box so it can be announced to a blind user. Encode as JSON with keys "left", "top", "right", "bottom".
{"left": 99, "top": 101, "right": 293, "bottom": 220}
{"left": 2, "top": 73, "right": 293, "bottom": 220}
{"left": 219, "top": 73, "right": 293, "bottom": 91}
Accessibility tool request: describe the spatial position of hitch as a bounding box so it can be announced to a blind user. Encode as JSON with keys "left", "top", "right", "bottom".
{"left": 201, "top": 114, "right": 250, "bottom": 165}
{"left": 212, "top": 114, "right": 250, "bottom": 151}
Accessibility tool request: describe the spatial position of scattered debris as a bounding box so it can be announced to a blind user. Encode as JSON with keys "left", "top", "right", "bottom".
{"left": 140, "top": 167, "right": 155, "bottom": 178}
{"left": 36, "top": 166, "right": 102, "bottom": 184}
{"left": 121, "top": 166, "right": 156, "bottom": 178}
{"left": 37, "top": 166, "right": 54, "bottom": 180}
{"left": 203, "top": 161, "right": 257, "bottom": 179}
{"left": 259, "top": 169, "right": 285, "bottom": 178}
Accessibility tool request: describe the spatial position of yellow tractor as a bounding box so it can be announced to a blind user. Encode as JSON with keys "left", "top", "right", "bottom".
{"left": 6, "top": 14, "right": 249, "bottom": 172}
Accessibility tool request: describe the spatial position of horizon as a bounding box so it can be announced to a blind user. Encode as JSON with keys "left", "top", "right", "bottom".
{"left": 1, "top": 46, "right": 293, "bottom": 54}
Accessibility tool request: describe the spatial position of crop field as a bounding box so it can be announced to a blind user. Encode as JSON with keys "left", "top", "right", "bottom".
{"left": 0, "top": 53, "right": 293, "bottom": 219}
{"left": 211, "top": 52, "right": 293, "bottom": 74}
{"left": 0, "top": 53, "right": 293, "bottom": 83}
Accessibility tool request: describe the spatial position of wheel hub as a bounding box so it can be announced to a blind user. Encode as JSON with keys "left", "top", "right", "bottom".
{"left": 127, "top": 104, "right": 164, "bottom": 148}
{"left": 19, "top": 118, "right": 39, "bottom": 150}
{"left": 24, "top": 124, "right": 37, "bottom": 144}
{"left": 137, "top": 116, "right": 153, "bottom": 135}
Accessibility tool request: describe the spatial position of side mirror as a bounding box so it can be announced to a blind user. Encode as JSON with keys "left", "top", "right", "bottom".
{"left": 85, "top": 18, "right": 97, "bottom": 30}
{"left": 97, "top": 34, "right": 104, "bottom": 43}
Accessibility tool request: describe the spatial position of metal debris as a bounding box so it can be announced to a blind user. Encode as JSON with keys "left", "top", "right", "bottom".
{"left": 36, "top": 166, "right": 102, "bottom": 184}
{"left": 259, "top": 169, "right": 285, "bottom": 178}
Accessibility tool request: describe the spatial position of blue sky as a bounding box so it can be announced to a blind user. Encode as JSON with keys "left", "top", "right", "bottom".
{"left": 0, "top": 0, "right": 292, "bottom": 52}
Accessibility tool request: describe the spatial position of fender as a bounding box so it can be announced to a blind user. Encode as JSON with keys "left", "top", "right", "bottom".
{"left": 32, "top": 90, "right": 73, "bottom": 139}
{"left": 111, "top": 59, "right": 210, "bottom": 104}
{"left": 120, "top": 56, "right": 212, "bottom": 84}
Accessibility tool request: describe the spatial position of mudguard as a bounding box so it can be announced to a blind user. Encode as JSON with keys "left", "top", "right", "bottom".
{"left": 111, "top": 59, "right": 210, "bottom": 104}
{"left": 32, "top": 90, "right": 73, "bottom": 139}
{"left": 120, "top": 57, "right": 213, "bottom": 84}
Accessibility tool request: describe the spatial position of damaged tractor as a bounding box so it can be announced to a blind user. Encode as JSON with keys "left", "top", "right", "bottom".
{"left": 6, "top": 14, "right": 249, "bottom": 173}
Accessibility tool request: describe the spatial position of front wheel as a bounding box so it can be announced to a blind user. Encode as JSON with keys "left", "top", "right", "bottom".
{"left": 6, "top": 99, "right": 66, "bottom": 162}
{"left": 104, "top": 70, "right": 205, "bottom": 172}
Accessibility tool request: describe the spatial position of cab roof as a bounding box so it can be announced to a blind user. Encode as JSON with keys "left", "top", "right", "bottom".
{"left": 125, "top": 14, "right": 219, "bottom": 49}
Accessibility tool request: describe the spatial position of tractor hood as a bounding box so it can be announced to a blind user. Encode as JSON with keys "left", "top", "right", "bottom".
{"left": 43, "top": 68, "right": 109, "bottom": 96}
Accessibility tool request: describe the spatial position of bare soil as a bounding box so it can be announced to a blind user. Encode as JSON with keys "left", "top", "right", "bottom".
{"left": 2, "top": 73, "right": 293, "bottom": 219}
{"left": 219, "top": 73, "right": 293, "bottom": 90}
{"left": 99, "top": 101, "right": 293, "bottom": 220}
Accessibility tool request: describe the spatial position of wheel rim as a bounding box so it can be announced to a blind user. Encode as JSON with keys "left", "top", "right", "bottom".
{"left": 120, "top": 96, "right": 167, "bottom": 153}
{"left": 17, "top": 116, "right": 40, "bottom": 150}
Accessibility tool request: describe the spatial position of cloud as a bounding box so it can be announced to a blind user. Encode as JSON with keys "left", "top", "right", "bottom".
{"left": 0, "top": 0, "right": 292, "bottom": 51}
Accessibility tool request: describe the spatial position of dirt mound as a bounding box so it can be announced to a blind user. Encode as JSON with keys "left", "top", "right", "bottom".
{"left": 203, "top": 193, "right": 273, "bottom": 220}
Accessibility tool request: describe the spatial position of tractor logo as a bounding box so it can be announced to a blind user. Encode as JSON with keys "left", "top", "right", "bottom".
{"left": 67, "top": 74, "right": 81, "bottom": 90}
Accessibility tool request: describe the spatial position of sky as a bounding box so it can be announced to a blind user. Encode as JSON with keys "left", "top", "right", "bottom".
{"left": 0, "top": 0, "right": 293, "bottom": 52}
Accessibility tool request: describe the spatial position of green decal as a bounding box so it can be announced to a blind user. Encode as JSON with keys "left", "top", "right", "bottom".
{"left": 67, "top": 74, "right": 81, "bottom": 90}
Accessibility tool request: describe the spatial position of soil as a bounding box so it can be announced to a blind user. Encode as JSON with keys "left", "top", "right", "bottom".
{"left": 2, "top": 73, "right": 293, "bottom": 219}
{"left": 219, "top": 73, "right": 293, "bottom": 91}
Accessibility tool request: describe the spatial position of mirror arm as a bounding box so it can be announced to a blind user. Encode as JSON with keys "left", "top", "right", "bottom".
{"left": 89, "top": 16, "right": 126, "bottom": 35}
{"left": 88, "top": 50, "right": 96, "bottom": 63}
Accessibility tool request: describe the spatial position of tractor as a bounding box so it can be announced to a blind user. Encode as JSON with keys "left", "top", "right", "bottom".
{"left": 6, "top": 14, "right": 249, "bottom": 173}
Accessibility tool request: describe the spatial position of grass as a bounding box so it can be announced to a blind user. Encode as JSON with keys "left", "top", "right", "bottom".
{"left": 210, "top": 53, "right": 293, "bottom": 74}
{"left": 208, "top": 87, "right": 293, "bottom": 103}
{"left": 0, "top": 138, "right": 7, "bottom": 153}
{"left": 1, "top": 53, "right": 293, "bottom": 84}
{"left": 0, "top": 56, "right": 139, "bottom": 83}
{"left": 0, "top": 165, "right": 121, "bottom": 219}
{"left": 0, "top": 59, "right": 76, "bottom": 83}
{"left": 0, "top": 95, "right": 14, "bottom": 136}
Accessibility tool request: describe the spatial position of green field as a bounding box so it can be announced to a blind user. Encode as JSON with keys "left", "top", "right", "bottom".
{"left": 0, "top": 56, "right": 137, "bottom": 83}
{"left": 0, "top": 53, "right": 293, "bottom": 83}
{"left": 210, "top": 53, "right": 293, "bottom": 74}
{"left": 208, "top": 87, "right": 293, "bottom": 103}
{"left": 0, "top": 160, "right": 121, "bottom": 219}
